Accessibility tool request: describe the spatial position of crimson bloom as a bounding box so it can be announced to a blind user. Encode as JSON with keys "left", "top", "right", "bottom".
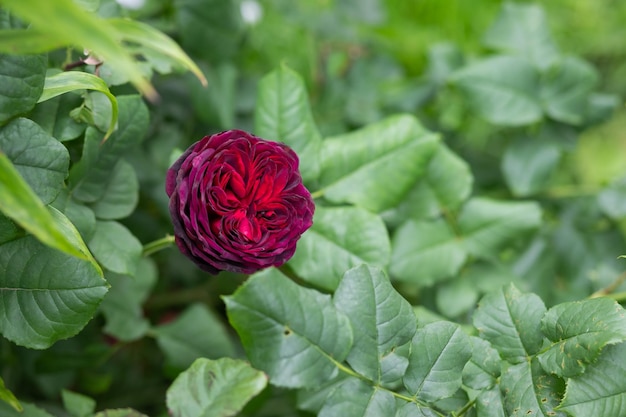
{"left": 166, "top": 130, "right": 314, "bottom": 274}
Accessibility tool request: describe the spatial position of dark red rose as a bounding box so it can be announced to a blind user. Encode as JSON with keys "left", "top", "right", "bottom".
{"left": 166, "top": 130, "right": 314, "bottom": 274}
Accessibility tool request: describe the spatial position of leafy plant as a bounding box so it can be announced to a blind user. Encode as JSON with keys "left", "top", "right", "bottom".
{"left": 0, "top": 1, "right": 625, "bottom": 416}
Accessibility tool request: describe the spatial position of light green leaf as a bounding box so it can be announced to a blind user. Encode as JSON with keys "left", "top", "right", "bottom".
{"left": 224, "top": 268, "right": 353, "bottom": 388}
{"left": 288, "top": 206, "right": 391, "bottom": 291}
{"left": 37, "top": 71, "right": 118, "bottom": 140}
{"left": 89, "top": 159, "right": 139, "bottom": 220}
{"left": 403, "top": 321, "right": 471, "bottom": 402}
{"left": 436, "top": 278, "right": 479, "bottom": 318}
{"left": 62, "top": 390, "right": 96, "bottom": 417}
{"left": 462, "top": 336, "right": 500, "bottom": 390}
{"left": 502, "top": 136, "right": 562, "bottom": 197}
{"left": 71, "top": 95, "right": 149, "bottom": 203}
{"left": 559, "top": 342, "right": 626, "bottom": 417}
{"left": 255, "top": 65, "right": 322, "bottom": 184}
{"left": 319, "top": 115, "right": 439, "bottom": 212}
{"left": 501, "top": 359, "right": 565, "bottom": 417}
{"left": 0, "top": 117, "right": 68, "bottom": 204}
{"left": 94, "top": 409, "right": 148, "bottom": 417}
{"left": 483, "top": 2, "right": 559, "bottom": 70}
{"left": 598, "top": 176, "right": 626, "bottom": 220}
{"left": 452, "top": 56, "right": 542, "bottom": 126}
{"left": 334, "top": 265, "right": 416, "bottom": 384}
{"left": 99, "top": 260, "right": 156, "bottom": 342}
{"left": 538, "top": 298, "right": 626, "bottom": 378}
{"left": 540, "top": 56, "right": 598, "bottom": 125}
{"left": 0, "top": 0, "right": 156, "bottom": 98}
{"left": 318, "top": 379, "right": 396, "bottom": 417}
{"left": 166, "top": 358, "right": 267, "bottom": 417}
{"left": 384, "top": 143, "right": 473, "bottom": 224}
{"left": 390, "top": 219, "right": 466, "bottom": 286}
{"left": 459, "top": 198, "right": 542, "bottom": 258}
{"left": 0, "top": 53, "right": 46, "bottom": 124}
{"left": 88, "top": 220, "right": 142, "bottom": 275}
{"left": 473, "top": 284, "right": 546, "bottom": 363}
{"left": 0, "top": 153, "right": 94, "bottom": 262}
{"left": 154, "top": 303, "right": 236, "bottom": 370}
{"left": 475, "top": 388, "right": 506, "bottom": 417}
{"left": 0, "top": 236, "right": 108, "bottom": 349}
{"left": 0, "top": 378, "right": 21, "bottom": 412}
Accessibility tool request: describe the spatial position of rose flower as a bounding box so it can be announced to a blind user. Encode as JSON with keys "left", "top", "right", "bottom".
{"left": 166, "top": 130, "right": 314, "bottom": 274}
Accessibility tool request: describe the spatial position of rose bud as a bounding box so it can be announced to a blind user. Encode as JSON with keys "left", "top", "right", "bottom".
{"left": 166, "top": 130, "right": 315, "bottom": 274}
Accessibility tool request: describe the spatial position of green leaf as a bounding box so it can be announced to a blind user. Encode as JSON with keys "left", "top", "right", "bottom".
{"left": 452, "top": 56, "right": 542, "bottom": 126}
{"left": 166, "top": 358, "right": 267, "bottom": 417}
{"left": 482, "top": 2, "right": 559, "bottom": 70}
{"left": 319, "top": 115, "right": 439, "bottom": 212}
{"left": 559, "top": 342, "right": 626, "bottom": 417}
{"left": 395, "top": 402, "right": 441, "bottom": 417}
{"left": 94, "top": 409, "right": 148, "bottom": 417}
{"left": 502, "top": 136, "right": 562, "bottom": 197}
{"left": 501, "top": 359, "right": 565, "bottom": 417}
{"left": 318, "top": 379, "right": 396, "bottom": 417}
{"left": 0, "top": 378, "right": 21, "bottom": 412}
{"left": 62, "top": 390, "right": 96, "bottom": 417}
{"left": 0, "top": 236, "right": 108, "bottom": 349}
{"left": 459, "top": 198, "right": 542, "bottom": 258}
{"left": 288, "top": 206, "right": 391, "bottom": 291}
{"left": 333, "top": 265, "right": 416, "bottom": 384}
{"left": 175, "top": 0, "right": 243, "bottom": 63}
{"left": 384, "top": 143, "right": 473, "bottom": 224}
{"left": 475, "top": 388, "right": 506, "bottom": 417}
{"left": 538, "top": 298, "right": 626, "bottom": 378}
{"left": 37, "top": 71, "right": 119, "bottom": 140}
{"left": 108, "top": 18, "right": 206, "bottom": 87}
{"left": 88, "top": 220, "right": 142, "bottom": 275}
{"left": 462, "top": 336, "right": 500, "bottom": 390}
{"left": 0, "top": 401, "right": 54, "bottom": 417}
{"left": 540, "top": 56, "right": 598, "bottom": 125}
{"left": 71, "top": 95, "right": 149, "bottom": 202}
{"left": 154, "top": 303, "right": 237, "bottom": 370}
{"left": 0, "top": 117, "right": 68, "bottom": 204}
{"left": 390, "top": 219, "right": 466, "bottom": 286}
{"left": 598, "top": 176, "right": 626, "bottom": 220}
{"left": 29, "top": 93, "right": 85, "bottom": 142}
{"left": 0, "top": 152, "right": 95, "bottom": 262}
{"left": 0, "top": 212, "right": 22, "bottom": 245}
{"left": 89, "top": 159, "right": 139, "bottom": 220}
{"left": 255, "top": 65, "right": 322, "bottom": 184}
{"left": 436, "top": 277, "right": 479, "bottom": 318}
{"left": 224, "top": 268, "right": 353, "bottom": 388}
{"left": 0, "top": 53, "right": 46, "bottom": 124}
{"left": 0, "top": 0, "right": 156, "bottom": 98}
{"left": 473, "top": 284, "right": 546, "bottom": 363}
{"left": 189, "top": 63, "right": 236, "bottom": 129}
{"left": 403, "top": 321, "right": 471, "bottom": 402}
{"left": 99, "top": 260, "right": 156, "bottom": 342}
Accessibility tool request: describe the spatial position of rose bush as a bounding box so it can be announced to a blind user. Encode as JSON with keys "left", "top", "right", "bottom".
{"left": 166, "top": 129, "right": 314, "bottom": 274}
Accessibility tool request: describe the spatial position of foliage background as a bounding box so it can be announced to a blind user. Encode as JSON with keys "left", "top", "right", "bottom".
{"left": 1, "top": 0, "right": 626, "bottom": 416}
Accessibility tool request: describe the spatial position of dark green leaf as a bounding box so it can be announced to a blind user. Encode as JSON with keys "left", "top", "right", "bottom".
{"left": 288, "top": 206, "right": 391, "bottom": 290}
{"left": 334, "top": 265, "right": 416, "bottom": 384}
{"left": 224, "top": 268, "right": 353, "bottom": 388}
{"left": 0, "top": 117, "right": 68, "bottom": 204}
{"left": 189, "top": 63, "right": 236, "bottom": 129}
{"left": 0, "top": 213, "right": 22, "bottom": 245}
{"left": 452, "top": 56, "right": 542, "bottom": 126}
{"left": 154, "top": 303, "right": 237, "bottom": 370}
{"left": 0, "top": 236, "right": 108, "bottom": 349}
{"left": 318, "top": 379, "right": 396, "bottom": 417}
{"left": 390, "top": 219, "right": 466, "bottom": 286}
{"left": 71, "top": 95, "right": 149, "bottom": 202}
{"left": 0, "top": 401, "right": 54, "bottom": 417}
{"left": 559, "top": 342, "right": 626, "bottom": 417}
{"left": 501, "top": 359, "right": 565, "bottom": 417}
{"left": 502, "top": 136, "right": 562, "bottom": 197}
{"left": 88, "top": 220, "right": 142, "bottom": 275}
{"left": 319, "top": 115, "right": 439, "bottom": 212}
{"left": 29, "top": 93, "right": 85, "bottom": 142}
{"left": 473, "top": 284, "right": 546, "bottom": 363}
{"left": 475, "top": 388, "right": 506, "bottom": 417}
{"left": 538, "top": 298, "right": 626, "bottom": 377}
{"left": 0, "top": 53, "right": 46, "bottom": 124}
{"left": 62, "top": 390, "right": 96, "bottom": 417}
{"left": 166, "top": 358, "right": 267, "bottom": 417}
{"left": 403, "top": 321, "right": 471, "bottom": 402}
{"left": 483, "top": 3, "right": 559, "bottom": 69}
{"left": 459, "top": 198, "right": 542, "bottom": 258}
{"left": 89, "top": 160, "right": 139, "bottom": 220}
{"left": 255, "top": 65, "right": 322, "bottom": 184}
{"left": 395, "top": 402, "right": 441, "bottom": 417}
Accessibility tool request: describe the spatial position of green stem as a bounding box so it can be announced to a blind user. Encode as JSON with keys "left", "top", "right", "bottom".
{"left": 310, "top": 189, "right": 324, "bottom": 199}
{"left": 142, "top": 235, "right": 175, "bottom": 256}
{"left": 589, "top": 270, "right": 626, "bottom": 299}
{"left": 453, "top": 398, "right": 477, "bottom": 417}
